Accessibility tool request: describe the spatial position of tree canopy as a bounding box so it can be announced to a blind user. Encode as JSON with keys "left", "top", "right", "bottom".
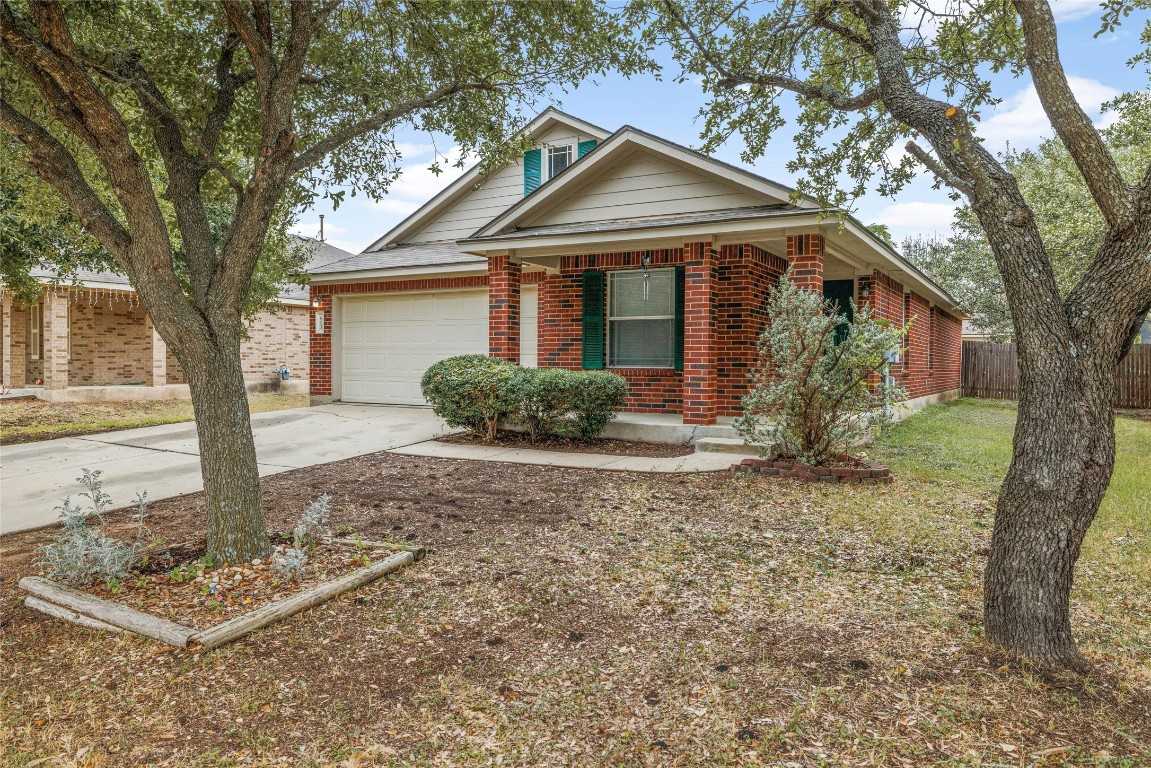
{"left": 905, "top": 91, "right": 1151, "bottom": 339}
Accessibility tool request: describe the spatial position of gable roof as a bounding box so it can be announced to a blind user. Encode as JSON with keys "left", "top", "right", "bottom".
{"left": 363, "top": 108, "right": 612, "bottom": 252}
{"left": 471, "top": 125, "right": 819, "bottom": 239}
{"left": 308, "top": 241, "right": 484, "bottom": 281}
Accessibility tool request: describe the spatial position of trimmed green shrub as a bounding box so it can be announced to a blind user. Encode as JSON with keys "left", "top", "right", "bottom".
{"left": 563, "top": 370, "right": 629, "bottom": 440}
{"left": 507, "top": 366, "right": 579, "bottom": 442}
{"left": 422, "top": 356, "right": 629, "bottom": 443}
{"left": 420, "top": 354, "right": 519, "bottom": 441}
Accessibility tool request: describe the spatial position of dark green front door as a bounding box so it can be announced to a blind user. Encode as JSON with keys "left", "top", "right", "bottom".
{"left": 823, "top": 279, "right": 855, "bottom": 344}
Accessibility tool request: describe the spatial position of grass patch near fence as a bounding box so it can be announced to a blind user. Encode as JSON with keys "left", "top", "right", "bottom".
{"left": 871, "top": 398, "right": 1151, "bottom": 658}
{"left": 0, "top": 393, "right": 308, "bottom": 444}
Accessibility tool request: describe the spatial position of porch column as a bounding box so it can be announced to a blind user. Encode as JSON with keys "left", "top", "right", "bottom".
{"left": 488, "top": 254, "right": 521, "bottom": 361}
{"left": 4, "top": 299, "right": 27, "bottom": 388}
{"left": 42, "top": 290, "right": 69, "bottom": 391}
{"left": 682, "top": 240, "right": 719, "bottom": 425}
{"left": 786, "top": 233, "right": 824, "bottom": 292}
{"left": 2, "top": 297, "right": 12, "bottom": 387}
{"left": 145, "top": 314, "right": 167, "bottom": 386}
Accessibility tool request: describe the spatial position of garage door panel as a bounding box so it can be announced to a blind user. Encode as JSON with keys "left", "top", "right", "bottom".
{"left": 340, "top": 290, "right": 488, "bottom": 405}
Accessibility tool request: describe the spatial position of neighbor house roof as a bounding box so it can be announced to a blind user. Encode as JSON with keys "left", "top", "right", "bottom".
{"left": 22, "top": 235, "right": 352, "bottom": 306}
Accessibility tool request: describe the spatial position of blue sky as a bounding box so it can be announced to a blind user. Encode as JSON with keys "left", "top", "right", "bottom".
{"left": 293, "top": 2, "right": 1150, "bottom": 255}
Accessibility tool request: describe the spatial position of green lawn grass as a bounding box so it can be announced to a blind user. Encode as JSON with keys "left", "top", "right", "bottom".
{"left": 0, "top": 393, "right": 309, "bottom": 444}
{"left": 871, "top": 397, "right": 1151, "bottom": 657}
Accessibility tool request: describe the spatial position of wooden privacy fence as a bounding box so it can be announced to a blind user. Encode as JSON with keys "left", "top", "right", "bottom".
{"left": 962, "top": 341, "right": 1151, "bottom": 408}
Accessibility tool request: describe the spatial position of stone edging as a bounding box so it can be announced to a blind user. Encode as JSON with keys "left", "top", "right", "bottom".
{"left": 731, "top": 456, "right": 893, "bottom": 484}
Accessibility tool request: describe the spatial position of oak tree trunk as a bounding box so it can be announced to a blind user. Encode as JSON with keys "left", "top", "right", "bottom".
{"left": 179, "top": 330, "right": 271, "bottom": 563}
{"left": 984, "top": 348, "right": 1114, "bottom": 670}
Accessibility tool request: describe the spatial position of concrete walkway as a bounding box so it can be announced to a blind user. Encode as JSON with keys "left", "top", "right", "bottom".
{"left": 390, "top": 439, "right": 750, "bottom": 473}
{"left": 0, "top": 404, "right": 450, "bottom": 535}
{"left": 1, "top": 405, "right": 754, "bottom": 536}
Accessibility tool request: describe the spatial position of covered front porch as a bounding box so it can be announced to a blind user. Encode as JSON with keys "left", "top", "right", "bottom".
{"left": 1, "top": 286, "right": 179, "bottom": 401}
{"left": 470, "top": 215, "right": 874, "bottom": 426}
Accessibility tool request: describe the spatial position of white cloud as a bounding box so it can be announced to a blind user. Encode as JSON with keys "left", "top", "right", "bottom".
{"left": 873, "top": 200, "right": 960, "bottom": 239}
{"left": 367, "top": 145, "right": 469, "bottom": 213}
{"left": 978, "top": 76, "right": 1120, "bottom": 152}
{"left": 1050, "top": 0, "right": 1105, "bottom": 23}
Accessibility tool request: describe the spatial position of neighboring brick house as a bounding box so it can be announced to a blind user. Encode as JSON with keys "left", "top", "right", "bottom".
{"left": 308, "top": 108, "right": 964, "bottom": 425}
{"left": 1, "top": 236, "right": 350, "bottom": 401}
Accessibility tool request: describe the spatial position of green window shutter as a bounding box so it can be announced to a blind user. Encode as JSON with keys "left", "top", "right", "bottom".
{"left": 582, "top": 270, "right": 606, "bottom": 369}
{"left": 673, "top": 265, "right": 686, "bottom": 371}
{"left": 577, "top": 139, "right": 597, "bottom": 159}
{"left": 523, "top": 148, "right": 541, "bottom": 195}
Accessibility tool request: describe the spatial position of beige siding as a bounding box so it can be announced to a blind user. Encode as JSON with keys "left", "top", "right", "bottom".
{"left": 524, "top": 149, "right": 770, "bottom": 228}
{"left": 406, "top": 125, "right": 603, "bottom": 244}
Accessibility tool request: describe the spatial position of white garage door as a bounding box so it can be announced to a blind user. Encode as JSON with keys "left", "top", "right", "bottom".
{"left": 340, "top": 291, "right": 488, "bottom": 405}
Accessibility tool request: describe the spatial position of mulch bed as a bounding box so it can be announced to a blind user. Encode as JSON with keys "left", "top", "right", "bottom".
{"left": 2, "top": 452, "right": 1148, "bottom": 766}
{"left": 442, "top": 428, "right": 695, "bottom": 458}
{"left": 68, "top": 536, "right": 392, "bottom": 630}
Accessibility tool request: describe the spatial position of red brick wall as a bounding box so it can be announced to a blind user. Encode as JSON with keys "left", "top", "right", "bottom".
{"left": 308, "top": 275, "right": 490, "bottom": 397}
{"left": 859, "top": 270, "right": 962, "bottom": 399}
{"left": 787, "top": 234, "right": 824, "bottom": 292}
{"left": 488, "top": 255, "right": 521, "bottom": 360}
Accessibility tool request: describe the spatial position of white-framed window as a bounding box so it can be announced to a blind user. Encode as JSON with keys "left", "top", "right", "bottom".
{"left": 545, "top": 144, "right": 573, "bottom": 181}
{"left": 608, "top": 268, "right": 675, "bottom": 368}
{"left": 29, "top": 302, "right": 41, "bottom": 360}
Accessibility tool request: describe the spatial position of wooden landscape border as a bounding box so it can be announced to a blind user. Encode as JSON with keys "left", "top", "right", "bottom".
{"left": 20, "top": 539, "right": 425, "bottom": 651}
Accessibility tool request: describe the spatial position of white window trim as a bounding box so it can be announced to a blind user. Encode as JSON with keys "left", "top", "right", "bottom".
{"left": 543, "top": 143, "right": 574, "bottom": 182}
{"left": 606, "top": 267, "right": 676, "bottom": 369}
{"left": 29, "top": 302, "right": 41, "bottom": 360}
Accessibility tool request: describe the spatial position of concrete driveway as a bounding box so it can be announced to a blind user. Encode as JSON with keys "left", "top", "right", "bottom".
{"left": 0, "top": 404, "right": 450, "bottom": 535}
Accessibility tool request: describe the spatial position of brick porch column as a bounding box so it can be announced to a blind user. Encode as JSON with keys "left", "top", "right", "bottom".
{"left": 786, "top": 233, "right": 824, "bottom": 292}
{"left": 488, "top": 254, "right": 521, "bottom": 361}
{"left": 4, "top": 299, "right": 27, "bottom": 388}
{"left": 309, "top": 291, "right": 333, "bottom": 400}
{"left": 2, "top": 297, "right": 14, "bottom": 388}
{"left": 145, "top": 314, "right": 167, "bottom": 386}
{"left": 42, "top": 290, "right": 69, "bottom": 391}
{"left": 682, "top": 240, "right": 719, "bottom": 425}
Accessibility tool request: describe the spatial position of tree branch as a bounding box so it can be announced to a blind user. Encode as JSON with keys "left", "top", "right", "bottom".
{"left": 904, "top": 139, "right": 973, "bottom": 197}
{"left": 661, "top": 0, "right": 882, "bottom": 111}
{"left": 289, "top": 81, "right": 496, "bottom": 174}
{"left": 1013, "top": 0, "right": 1132, "bottom": 227}
{"left": 0, "top": 99, "right": 130, "bottom": 259}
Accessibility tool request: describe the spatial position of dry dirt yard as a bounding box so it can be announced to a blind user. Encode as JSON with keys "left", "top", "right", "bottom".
{"left": 2, "top": 402, "right": 1149, "bottom": 767}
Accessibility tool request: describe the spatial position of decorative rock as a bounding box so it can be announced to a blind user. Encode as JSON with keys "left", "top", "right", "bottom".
{"left": 251, "top": 559, "right": 263, "bottom": 566}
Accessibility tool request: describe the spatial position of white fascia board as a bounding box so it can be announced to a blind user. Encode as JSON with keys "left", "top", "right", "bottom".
{"left": 307, "top": 261, "right": 488, "bottom": 284}
{"left": 34, "top": 279, "right": 135, "bottom": 292}
{"left": 839, "top": 218, "right": 964, "bottom": 315}
{"left": 472, "top": 128, "right": 815, "bottom": 240}
{"left": 364, "top": 109, "right": 612, "bottom": 251}
{"left": 462, "top": 210, "right": 827, "bottom": 257}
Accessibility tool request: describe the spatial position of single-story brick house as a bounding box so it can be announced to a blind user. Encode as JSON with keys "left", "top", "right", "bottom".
{"left": 1, "top": 236, "right": 350, "bottom": 401}
{"left": 308, "top": 109, "right": 964, "bottom": 425}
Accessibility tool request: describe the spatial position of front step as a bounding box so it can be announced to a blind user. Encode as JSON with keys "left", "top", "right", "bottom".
{"left": 695, "top": 437, "right": 770, "bottom": 455}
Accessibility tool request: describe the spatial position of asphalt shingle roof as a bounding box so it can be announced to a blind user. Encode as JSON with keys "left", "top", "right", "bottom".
{"left": 26, "top": 235, "right": 353, "bottom": 303}
{"left": 462, "top": 205, "right": 808, "bottom": 241}
{"left": 307, "top": 241, "right": 484, "bottom": 275}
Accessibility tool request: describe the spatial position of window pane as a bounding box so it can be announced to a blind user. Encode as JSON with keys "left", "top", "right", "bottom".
{"left": 547, "top": 146, "right": 571, "bottom": 177}
{"left": 610, "top": 318, "right": 675, "bottom": 368}
{"left": 609, "top": 269, "right": 674, "bottom": 318}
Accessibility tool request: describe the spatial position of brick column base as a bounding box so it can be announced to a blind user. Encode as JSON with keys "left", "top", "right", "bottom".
{"left": 786, "top": 234, "right": 824, "bottom": 293}
{"left": 682, "top": 241, "right": 718, "bottom": 425}
{"left": 488, "top": 255, "right": 521, "bottom": 361}
{"left": 43, "top": 291, "right": 69, "bottom": 391}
